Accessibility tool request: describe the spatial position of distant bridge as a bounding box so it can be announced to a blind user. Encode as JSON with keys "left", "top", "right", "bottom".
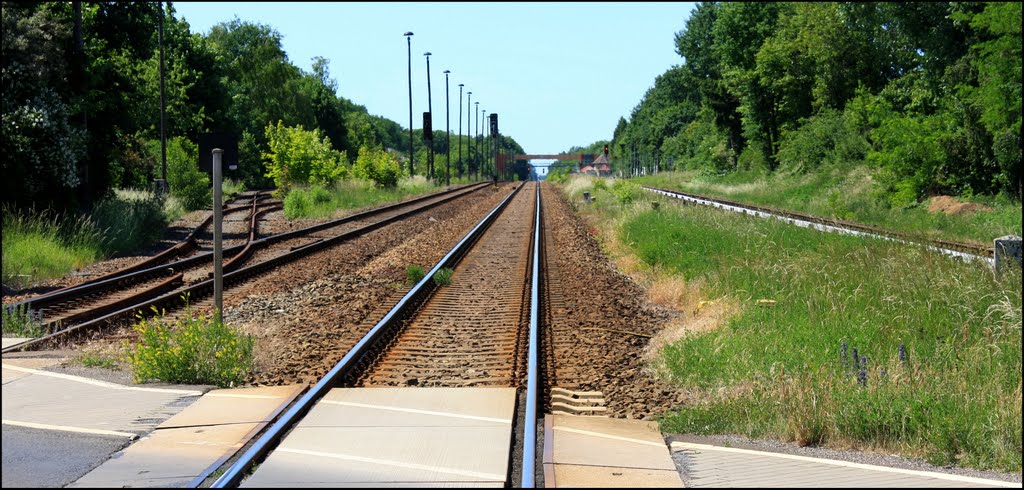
{"left": 512, "top": 154, "right": 596, "bottom": 162}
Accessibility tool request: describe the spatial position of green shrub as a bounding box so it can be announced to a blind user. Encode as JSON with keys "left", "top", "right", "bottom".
{"left": 611, "top": 179, "right": 641, "bottom": 204}
{"left": 157, "top": 136, "right": 211, "bottom": 211}
{"left": 433, "top": 267, "right": 454, "bottom": 286}
{"left": 91, "top": 189, "right": 167, "bottom": 256}
{"left": 353, "top": 145, "right": 401, "bottom": 188}
{"left": 127, "top": 302, "right": 253, "bottom": 387}
{"left": 264, "top": 121, "right": 349, "bottom": 192}
{"left": 406, "top": 264, "right": 426, "bottom": 285}
{"left": 776, "top": 108, "right": 869, "bottom": 173}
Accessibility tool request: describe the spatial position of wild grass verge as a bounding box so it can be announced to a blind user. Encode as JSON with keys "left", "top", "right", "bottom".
{"left": 559, "top": 174, "right": 1022, "bottom": 472}
{"left": 634, "top": 169, "right": 1021, "bottom": 245}
{"left": 283, "top": 176, "right": 441, "bottom": 220}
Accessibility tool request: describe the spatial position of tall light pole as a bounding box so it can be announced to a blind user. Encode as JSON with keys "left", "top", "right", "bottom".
{"left": 458, "top": 84, "right": 464, "bottom": 179}
{"left": 443, "top": 69, "right": 451, "bottom": 186}
{"left": 158, "top": 1, "right": 167, "bottom": 188}
{"left": 482, "top": 108, "right": 488, "bottom": 179}
{"left": 404, "top": 32, "right": 414, "bottom": 177}
{"left": 424, "top": 51, "right": 434, "bottom": 180}
{"left": 477, "top": 101, "right": 481, "bottom": 180}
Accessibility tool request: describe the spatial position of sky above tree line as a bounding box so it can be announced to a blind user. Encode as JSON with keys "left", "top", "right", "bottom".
{"left": 174, "top": 2, "right": 696, "bottom": 155}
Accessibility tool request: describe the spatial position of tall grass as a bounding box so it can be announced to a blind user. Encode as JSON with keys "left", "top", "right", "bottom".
{"left": 634, "top": 168, "right": 1022, "bottom": 244}
{"left": 2, "top": 204, "right": 105, "bottom": 289}
{"left": 560, "top": 174, "right": 1022, "bottom": 472}
{"left": 283, "top": 176, "right": 442, "bottom": 219}
{"left": 2, "top": 188, "right": 183, "bottom": 290}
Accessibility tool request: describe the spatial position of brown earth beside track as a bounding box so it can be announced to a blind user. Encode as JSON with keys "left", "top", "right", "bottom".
{"left": 541, "top": 183, "right": 689, "bottom": 421}
{"left": 151, "top": 184, "right": 514, "bottom": 386}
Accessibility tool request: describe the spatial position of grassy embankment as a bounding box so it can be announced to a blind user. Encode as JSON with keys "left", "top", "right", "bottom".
{"left": 556, "top": 174, "right": 1021, "bottom": 472}
{"left": 633, "top": 169, "right": 1021, "bottom": 245}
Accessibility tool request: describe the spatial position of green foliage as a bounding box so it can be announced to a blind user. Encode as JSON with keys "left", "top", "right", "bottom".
{"left": 635, "top": 170, "right": 1021, "bottom": 244}
{"left": 1, "top": 204, "right": 104, "bottom": 289}
{"left": 353, "top": 145, "right": 401, "bottom": 188}
{"left": 2, "top": 303, "right": 45, "bottom": 337}
{"left": 406, "top": 264, "right": 426, "bottom": 285}
{"left": 432, "top": 267, "right": 454, "bottom": 287}
{"left": 776, "top": 108, "right": 869, "bottom": 173}
{"left": 613, "top": 1, "right": 1021, "bottom": 203}
{"left": 611, "top": 179, "right": 641, "bottom": 204}
{"left": 78, "top": 352, "right": 119, "bottom": 370}
{"left": 282, "top": 177, "right": 440, "bottom": 220}
{"left": 264, "top": 120, "right": 349, "bottom": 192}
{"left": 608, "top": 198, "right": 1021, "bottom": 471}
{"left": 127, "top": 302, "right": 253, "bottom": 387}
{"left": 91, "top": 189, "right": 168, "bottom": 256}
{"left": 154, "top": 136, "right": 211, "bottom": 211}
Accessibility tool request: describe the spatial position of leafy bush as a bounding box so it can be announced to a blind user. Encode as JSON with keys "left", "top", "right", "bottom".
{"left": 611, "top": 179, "right": 641, "bottom": 204}
{"left": 156, "top": 136, "right": 211, "bottom": 211}
{"left": 264, "top": 120, "right": 349, "bottom": 192}
{"left": 406, "top": 264, "right": 426, "bottom": 285}
{"left": 91, "top": 189, "right": 167, "bottom": 256}
{"left": 776, "top": 108, "right": 869, "bottom": 173}
{"left": 127, "top": 302, "right": 253, "bottom": 387}
{"left": 353, "top": 145, "right": 401, "bottom": 188}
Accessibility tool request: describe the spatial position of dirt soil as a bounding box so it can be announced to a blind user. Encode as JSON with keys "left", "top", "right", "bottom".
{"left": 926, "top": 195, "right": 992, "bottom": 216}
{"left": 541, "top": 183, "right": 690, "bottom": 421}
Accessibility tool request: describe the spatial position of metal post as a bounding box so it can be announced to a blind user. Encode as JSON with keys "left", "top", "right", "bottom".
{"left": 212, "top": 148, "right": 224, "bottom": 323}
{"left": 404, "top": 32, "right": 414, "bottom": 177}
{"left": 467, "top": 92, "right": 472, "bottom": 179}
{"left": 444, "top": 70, "right": 451, "bottom": 186}
{"left": 424, "top": 52, "right": 433, "bottom": 180}
{"left": 458, "top": 84, "right": 464, "bottom": 180}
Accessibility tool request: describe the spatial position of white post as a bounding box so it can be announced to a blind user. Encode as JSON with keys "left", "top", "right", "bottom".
{"left": 212, "top": 148, "right": 224, "bottom": 323}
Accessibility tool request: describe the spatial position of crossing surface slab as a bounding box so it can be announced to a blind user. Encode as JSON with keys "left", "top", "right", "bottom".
{"left": 2, "top": 361, "right": 202, "bottom": 436}
{"left": 672, "top": 441, "right": 1019, "bottom": 488}
{"left": 243, "top": 387, "right": 516, "bottom": 488}
{"left": 70, "top": 383, "right": 304, "bottom": 488}
{"left": 544, "top": 414, "right": 683, "bottom": 488}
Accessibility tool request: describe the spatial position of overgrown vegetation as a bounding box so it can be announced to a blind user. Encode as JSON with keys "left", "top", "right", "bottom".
{"left": 283, "top": 176, "right": 438, "bottom": 220}
{"left": 127, "top": 302, "right": 253, "bottom": 387}
{"left": 432, "top": 267, "right": 454, "bottom": 286}
{"left": 559, "top": 175, "right": 1022, "bottom": 472}
{"left": 1, "top": 304, "right": 45, "bottom": 337}
{"left": 406, "top": 264, "right": 426, "bottom": 285}
{"left": 608, "top": 2, "right": 1021, "bottom": 210}
{"left": 2, "top": 204, "right": 104, "bottom": 289}
{"left": 635, "top": 170, "right": 1021, "bottom": 244}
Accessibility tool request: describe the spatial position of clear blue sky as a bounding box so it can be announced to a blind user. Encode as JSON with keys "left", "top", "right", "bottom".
{"left": 173, "top": 2, "right": 695, "bottom": 154}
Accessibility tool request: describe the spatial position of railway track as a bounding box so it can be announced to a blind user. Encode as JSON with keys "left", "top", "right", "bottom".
{"left": 209, "top": 181, "right": 547, "bottom": 488}
{"left": 2, "top": 183, "right": 489, "bottom": 353}
{"left": 643, "top": 185, "right": 994, "bottom": 261}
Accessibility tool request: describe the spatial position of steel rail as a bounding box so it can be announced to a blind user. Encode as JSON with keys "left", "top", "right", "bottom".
{"left": 521, "top": 180, "right": 542, "bottom": 487}
{"left": 6, "top": 184, "right": 483, "bottom": 315}
{"left": 2, "top": 183, "right": 490, "bottom": 354}
{"left": 209, "top": 183, "right": 525, "bottom": 488}
{"left": 644, "top": 185, "right": 994, "bottom": 262}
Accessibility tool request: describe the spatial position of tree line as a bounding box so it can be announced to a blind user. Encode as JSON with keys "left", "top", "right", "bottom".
{"left": 611, "top": 2, "right": 1020, "bottom": 205}
{"left": 2, "top": 2, "right": 521, "bottom": 211}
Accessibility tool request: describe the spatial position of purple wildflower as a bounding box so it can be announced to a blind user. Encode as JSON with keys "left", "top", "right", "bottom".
{"left": 858, "top": 368, "right": 867, "bottom": 386}
{"left": 898, "top": 342, "right": 907, "bottom": 365}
